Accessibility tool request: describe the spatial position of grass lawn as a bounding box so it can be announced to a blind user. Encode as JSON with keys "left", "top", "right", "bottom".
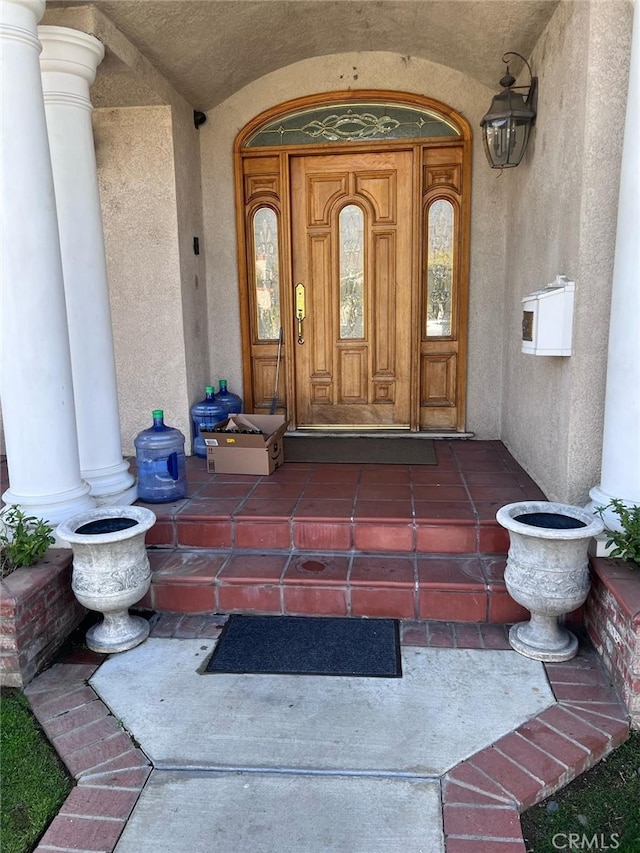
{"left": 1, "top": 687, "right": 73, "bottom": 853}
{"left": 521, "top": 730, "right": 640, "bottom": 852}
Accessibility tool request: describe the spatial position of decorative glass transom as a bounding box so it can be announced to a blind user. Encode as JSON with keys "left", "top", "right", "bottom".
{"left": 246, "top": 103, "right": 460, "bottom": 147}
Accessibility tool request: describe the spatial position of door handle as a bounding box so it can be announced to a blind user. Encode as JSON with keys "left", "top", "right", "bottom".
{"left": 295, "top": 283, "right": 306, "bottom": 344}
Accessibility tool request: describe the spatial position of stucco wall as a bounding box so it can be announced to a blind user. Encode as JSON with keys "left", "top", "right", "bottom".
{"left": 93, "top": 106, "right": 191, "bottom": 454}
{"left": 171, "top": 98, "right": 210, "bottom": 438}
{"left": 500, "top": 0, "right": 632, "bottom": 503}
{"left": 199, "top": 51, "right": 508, "bottom": 439}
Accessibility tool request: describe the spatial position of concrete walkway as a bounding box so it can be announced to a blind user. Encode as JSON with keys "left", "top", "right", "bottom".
{"left": 25, "top": 616, "right": 630, "bottom": 853}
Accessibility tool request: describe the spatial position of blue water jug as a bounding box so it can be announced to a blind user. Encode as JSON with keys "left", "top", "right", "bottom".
{"left": 190, "top": 386, "right": 226, "bottom": 458}
{"left": 134, "top": 410, "right": 188, "bottom": 502}
{"left": 215, "top": 379, "right": 243, "bottom": 417}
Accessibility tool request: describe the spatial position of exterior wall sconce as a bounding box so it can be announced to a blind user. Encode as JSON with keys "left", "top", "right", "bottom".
{"left": 480, "top": 52, "right": 538, "bottom": 169}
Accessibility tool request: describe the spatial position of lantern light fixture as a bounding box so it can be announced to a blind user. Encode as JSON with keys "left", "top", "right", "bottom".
{"left": 480, "top": 51, "right": 538, "bottom": 169}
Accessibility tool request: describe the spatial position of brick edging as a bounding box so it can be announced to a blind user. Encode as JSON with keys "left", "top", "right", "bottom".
{"left": 24, "top": 662, "right": 151, "bottom": 853}
{"left": 442, "top": 647, "right": 630, "bottom": 852}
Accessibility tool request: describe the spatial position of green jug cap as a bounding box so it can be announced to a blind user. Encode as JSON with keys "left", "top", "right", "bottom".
{"left": 219, "top": 379, "right": 227, "bottom": 385}
{"left": 152, "top": 409, "right": 163, "bottom": 419}
{"left": 205, "top": 386, "right": 214, "bottom": 394}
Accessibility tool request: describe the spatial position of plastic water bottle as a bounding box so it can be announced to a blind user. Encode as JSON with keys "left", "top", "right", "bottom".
{"left": 215, "top": 379, "right": 243, "bottom": 417}
{"left": 134, "top": 410, "right": 188, "bottom": 502}
{"left": 190, "top": 386, "right": 226, "bottom": 458}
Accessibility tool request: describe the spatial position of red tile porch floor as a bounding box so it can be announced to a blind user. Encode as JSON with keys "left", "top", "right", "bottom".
{"left": 133, "top": 439, "right": 555, "bottom": 622}
{"left": 27, "top": 615, "right": 630, "bottom": 853}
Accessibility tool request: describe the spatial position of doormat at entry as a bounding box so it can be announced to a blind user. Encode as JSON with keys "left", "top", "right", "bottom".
{"left": 203, "top": 615, "right": 402, "bottom": 677}
{"left": 284, "top": 436, "right": 436, "bottom": 465}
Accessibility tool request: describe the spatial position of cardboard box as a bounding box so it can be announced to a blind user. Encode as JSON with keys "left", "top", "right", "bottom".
{"left": 201, "top": 414, "right": 288, "bottom": 475}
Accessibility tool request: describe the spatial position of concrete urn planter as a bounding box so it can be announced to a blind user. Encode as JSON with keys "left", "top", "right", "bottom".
{"left": 57, "top": 506, "right": 156, "bottom": 654}
{"left": 496, "top": 501, "right": 604, "bottom": 662}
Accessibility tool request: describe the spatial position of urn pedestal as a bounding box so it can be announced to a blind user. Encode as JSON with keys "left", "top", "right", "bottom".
{"left": 57, "top": 506, "right": 156, "bottom": 653}
{"left": 496, "top": 501, "right": 604, "bottom": 662}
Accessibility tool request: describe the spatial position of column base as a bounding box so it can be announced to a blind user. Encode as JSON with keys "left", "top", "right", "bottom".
{"left": 2, "top": 482, "right": 95, "bottom": 527}
{"left": 93, "top": 481, "right": 138, "bottom": 507}
{"left": 81, "top": 459, "right": 137, "bottom": 506}
{"left": 585, "top": 485, "right": 632, "bottom": 534}
{"left": 588, "top": 532, "right": 614, "bottom": 558}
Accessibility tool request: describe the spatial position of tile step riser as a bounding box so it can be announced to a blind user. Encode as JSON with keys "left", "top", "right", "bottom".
{"left": 142, "top": 547, "right": 585, "bottom": 625}
{"left": 145, "top": 590, "right": 532, "bottom": 623}
{"left": 145, "top": 519, "right": 510, "bottom": 556}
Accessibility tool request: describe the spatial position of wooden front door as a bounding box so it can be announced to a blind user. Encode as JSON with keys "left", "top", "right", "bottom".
{"left": 291, "top": 150, "right": 414, "bottom": 429}
{"left": 236, "top": 92, "right": 470, "bottom": 433}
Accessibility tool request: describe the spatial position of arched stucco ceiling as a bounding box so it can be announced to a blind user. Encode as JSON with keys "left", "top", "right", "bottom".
{"left": 45, "top": 0, "right": 559, "bottom": 110}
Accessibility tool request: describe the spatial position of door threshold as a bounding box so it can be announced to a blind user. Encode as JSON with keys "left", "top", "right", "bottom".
{"left": 286, "top": 430, "right": 475, "bottom": 439}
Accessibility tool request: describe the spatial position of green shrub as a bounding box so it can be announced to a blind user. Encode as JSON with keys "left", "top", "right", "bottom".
{"left": 595, "top": 499, "right": 640, "bottom": 567}
{"left": 0, "top": 506, "right": 55, "bottom": 578}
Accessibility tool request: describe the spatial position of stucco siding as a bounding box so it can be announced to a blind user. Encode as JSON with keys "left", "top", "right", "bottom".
{"left": 93, "top": 105, "right": 191, "bottom": 454}
{"left": 500, "top": 0, "right": 631, "bottom": 503}
{"left": 171, "top": 97, "right": 210, "bottom": 444}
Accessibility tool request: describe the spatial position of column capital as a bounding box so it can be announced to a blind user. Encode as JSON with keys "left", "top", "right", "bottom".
{"left": 38, "top": 25, "right": 104, "bottom": 87}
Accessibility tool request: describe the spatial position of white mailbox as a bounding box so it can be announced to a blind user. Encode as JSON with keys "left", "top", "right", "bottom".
{"left": 522, "top": 276, "right": 575, "bottom": 356}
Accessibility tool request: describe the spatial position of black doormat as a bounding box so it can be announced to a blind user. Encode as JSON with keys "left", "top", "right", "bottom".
{"left": 284, "top": 436, "right": 436, "bottom": 465}
{"left": 203, "top": 615, "right": 402, "bottom": 677}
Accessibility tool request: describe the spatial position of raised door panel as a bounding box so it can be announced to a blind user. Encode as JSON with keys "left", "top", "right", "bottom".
{"left": 421, "top": 353, "right": 456, "bottom": 406}
{"left": 355, "top": 171, "right": 396, "bottom": 223}
{"left": 372, "top": 231, "right": 396, "bottom": 376}
{"left": 306, "top": 175, "right": 349, "bottom": 226}
{"left": 308, "top": 234, "right": 333, "bottom": 379}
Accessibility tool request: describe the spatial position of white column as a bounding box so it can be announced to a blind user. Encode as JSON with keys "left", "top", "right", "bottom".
{"left": 0, "top": 0, "right": 94, "bottom": 524}
{"left": 39, "top": 26, "right": 137, "bottom": 505}
{"left": 588, "top": 0, "right": 640, "bottom": 538}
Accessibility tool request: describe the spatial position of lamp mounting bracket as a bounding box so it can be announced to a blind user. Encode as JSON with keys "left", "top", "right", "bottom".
{"left": 500, "top": 51, "right": 538, "bottom": 123}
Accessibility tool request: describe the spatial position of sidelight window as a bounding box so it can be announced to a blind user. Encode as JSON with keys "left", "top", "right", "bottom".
{"left": 426, "top": 199, "right": 454, "bottom": 338}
